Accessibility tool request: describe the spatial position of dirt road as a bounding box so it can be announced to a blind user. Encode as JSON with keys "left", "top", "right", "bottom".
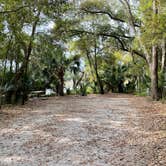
{"left": 0, "top": 94, "right": 166, "bottom": 166}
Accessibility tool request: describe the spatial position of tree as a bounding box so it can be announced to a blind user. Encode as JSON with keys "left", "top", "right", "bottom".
{"left": 74, "top": 0, "right": 166, "bottom": 100}
{"left": 0, "top": 0, "right": 70, "bottom": 103}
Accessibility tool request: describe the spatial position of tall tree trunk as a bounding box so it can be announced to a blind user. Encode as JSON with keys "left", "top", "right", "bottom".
{"left": 123, "top": 0, "right": 160, "bottom": 100}
{"left": 9, "top": 10, "right": 41, "bottom": 104}
{"left": 95, "top": 68, "right": 104, "bottom": 94}
{"left": 150, "top": 45, "right": 159, "bottom": 100}
{"left": 161, "top": 39, "right": 166, "bottom": 72}
{"left": 94, "top": 39, "right": 104, "bottom": 94}
{"left": 86, "top": 51, "right": 96, "bottom": 92}
{"left": 59, "top": 76, "right": 64, "bottom": 96}
{"left": 149, "top": 0, "right": 159, "bottom": 100}
{"left": 58, "top": 67, "right": 64, "bottom": 96}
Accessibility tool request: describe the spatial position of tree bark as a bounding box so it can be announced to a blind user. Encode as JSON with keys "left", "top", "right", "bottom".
{"left": 58, "top": 67, "right": 64, "bottom": 96}
{"left": 59, "top": 78, "right": 64, "bottom": 96}
{"left": 95, "top": 69, "right": 104, "bottom": 94}
{"left": 94, "top": 38, "right": 104, "bottom": 94}
{"left": 86, "top": 51, "right": 96, "bottom": 82}
{"left": 122, "top": 0, "right": 160, "bottom": 100}
{"left": 8, "top": 10, "right": 41, "bottom": 104}
{"left": 150, "top": 45, "right": 159, "bottom": 100}
{"left": 161, "top": 39, "right": 166, "bottom": 72}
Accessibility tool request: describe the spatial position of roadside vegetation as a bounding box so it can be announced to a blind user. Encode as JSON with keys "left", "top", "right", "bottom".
{"left": 0, "top": 0, "right": 166, "bottom": 106}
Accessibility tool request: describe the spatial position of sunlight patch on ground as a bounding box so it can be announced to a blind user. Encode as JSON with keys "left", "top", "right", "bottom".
{"left": 0, "top": 156, "right": 26, "bottom": 164}
{"left": 55, "top": 114, "right": 68, "bottom": 117}
{"left": 57, "top": 137, "right": 71, "bottom": 144}
{"left": 21, "top": 125, "right": 34, "bottom": 130}
{"left": 0, "top": 128, "right": 16, "bottom": 134}
{"left": 64, "top": 117, "right": 87, "bottom": 123}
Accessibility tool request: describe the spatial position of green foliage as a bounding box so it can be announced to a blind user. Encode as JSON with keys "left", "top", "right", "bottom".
{"left": 0, "top": 0, "right": 166, "bottom": 105}
{"left": 140, "top": 0, "right": 166, "bottom": 46}
{"left": 80, "top": 0, "right": 107, "bottom": 10}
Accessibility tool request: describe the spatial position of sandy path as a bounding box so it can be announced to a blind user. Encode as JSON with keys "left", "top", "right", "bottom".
{"left": 0, "top": 94, "right": 166, "bottom": 166}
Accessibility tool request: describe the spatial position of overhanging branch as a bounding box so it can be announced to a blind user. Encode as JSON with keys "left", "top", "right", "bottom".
{"left": 70, "top": 29, "right": 146, "bottom": 60}
{"left": 0, "top": 5, "right": 29, "bottom": 14}
{"left": 81, "top": 8, "right": 140, "bottom": 27}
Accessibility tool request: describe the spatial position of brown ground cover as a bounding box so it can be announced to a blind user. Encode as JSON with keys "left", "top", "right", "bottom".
{"left": 0, "top": 94, "right": 165, "bottom": 166}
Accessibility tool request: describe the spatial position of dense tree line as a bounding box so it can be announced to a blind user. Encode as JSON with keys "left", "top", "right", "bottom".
{"left": 0, "top": 0, "right": 165, "bottom": 105}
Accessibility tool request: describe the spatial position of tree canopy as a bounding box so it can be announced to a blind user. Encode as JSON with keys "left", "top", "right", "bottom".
{"left": 0, "top": 0, "right": 166, "bottom": 105}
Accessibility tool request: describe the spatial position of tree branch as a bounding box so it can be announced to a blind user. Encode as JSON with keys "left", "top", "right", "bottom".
{"left": 81, "top": 8, "right": 140, "bottom": 27}
{"left": 70, "top": 29, "right": 146, "bottom": 60}
{"left": 119, "top": 0, "right": 150, "bottom": 64}
{"left": 0, "top": 5, "right": 29, "bottom": 14}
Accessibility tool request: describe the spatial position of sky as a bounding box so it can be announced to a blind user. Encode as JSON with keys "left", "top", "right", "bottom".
{"left": 36, "top": 21, "right": 55, "bottom": 33}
